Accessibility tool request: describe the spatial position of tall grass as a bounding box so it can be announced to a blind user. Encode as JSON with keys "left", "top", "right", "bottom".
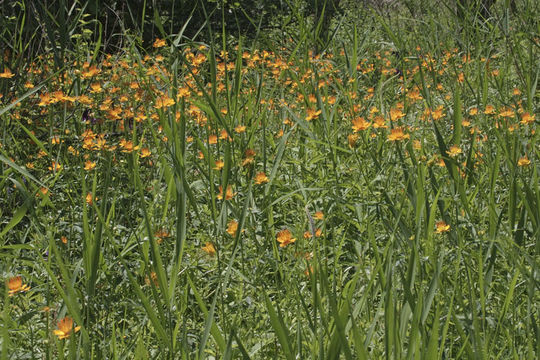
{"left": 1, "top": 0, "right": 538, "bottom": 358}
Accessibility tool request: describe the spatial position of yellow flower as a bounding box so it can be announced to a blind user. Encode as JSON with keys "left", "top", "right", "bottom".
{"left": 201, "top": 242, "right": 216, "bottom": 256}
{"left": 0, "top": 68, "right": 15, "bottom": 78}
{"left": 7, "top": 276, "right": 30, "bottom": 296}
{"left": 387, "top": 127, "right": 410, "bottom": 142}
{"left": 276, "top": 229, "right": 296, "bottom": 248}
{"left": 517, "top": 156, "right": 531, "bottom": 167}
{"left": 155, "top": 95, "right": 175, "bottom": 109}
{"left": 235, "top": 125, "right": 246, "bottom": 133}
{"left": 446, "top": 145, "right": 462, "bottom": 157}
{"left": 435, "top": 221, "right": 450, "bottom": 234}
{"left": 213, "top": 160, "right": 224, "bottom": 170}
{"left": 254, "top": 172, "right": 269, "bottom": 185}
{"left": 53, "top": 316, "right": 81, "bottom": 340}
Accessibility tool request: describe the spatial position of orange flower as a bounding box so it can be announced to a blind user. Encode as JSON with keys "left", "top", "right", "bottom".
{"left": 208, "top": 134, "right": 218, "bottom": 145}
{"left": 389, "top": 107, "right": 405, "bottom": 121}
{"left": 119, "top": 139, "right": 140, "bottom": 153}
{"left": 387, "top": 127, "right": 410, "bottom": 142}
{"left": 407, "top": 88, "right": 423, "bottom": 101}
{"left": 86, "top": 192, "right": 94, "bottom": 205}
{"left": 48, "top": 161, "right": 62, "bottom": 172}
{"left": 217, "top": 185, "right": 235, "bottom": 200}
{"left": 372, "top": 116, "right": 387, "bottom": 129}
{"left": 154, "top": 229, "right": 170, "bottom": 244}
{"left": 351, "top": 117, "right": 370, "bottom": 132}
{"left": 305, "top": 109, "right": 321, "bottom": 121}
{"left": 303, "top": 228, "right": 322, "bottom": 238}
{"left": 7, "top": 276, "right": 30, "bottom": 296}
{"left": 435, "top": 221, "right": 450, "bottom": 234}
{"left": 81, "top": 65, "right": 100, "bottom": 78}
{"left": 242, "top": 149, "right": 256, "bottom": 166}
{"left": 53, "top": 316, "right": 81, "bottom": 340}
{"left": 145, "top": 271, "right": 158, "bottom": 286}
{"left": 89, "top": 82, "right": 103, "bottom": 94}
{"left": 254, "top": 172, "right": 269, "bottom": 185}
{"left": 201, "top": 242, "right": 216, "bottom": 256}
{"left": 520, "top": 112, "right": 535, "bottom": 125}
{"left": 348, "top": 134, "right": 359, "bottom": 148}
{"left": 314, "top": 211, "right": 324, "bottom": 220}
{"left": 84, "top": 160, "right": 96, "bottom": 171}
{"left": 498, "top": 108, "right": 514, "bottom": 118}
{"left": 226, "top": 220, "right": 239, "bottom": 236}
{"left": 484, "top": 105, "right": 495, "bottom": 115}
{"left": 219, "top": 129, "right": 232, "bottom": 141}
{"left": 140, "top": 148, "right": 151, "bottom": 158}
{"left": 276, "top": 229, "right": 296, "bottom": 247}
{"left": 213, "top": 160, "right": 224, "bottom": 170}
{"left": 430, "top": 106, "right": 445, "bottom": 120}
{"left": 38, "top": 187, "right": 49, "bottom": 197}
{"left": 153, "top": 38, "right": 166, "bottom": 48}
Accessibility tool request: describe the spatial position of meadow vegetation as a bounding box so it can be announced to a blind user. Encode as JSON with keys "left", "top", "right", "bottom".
{"left": 1, "top": 0, "right": 538, "bottom": 358}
